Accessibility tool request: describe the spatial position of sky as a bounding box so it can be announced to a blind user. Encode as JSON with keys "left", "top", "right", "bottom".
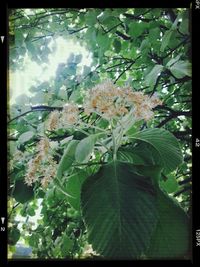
{"left": 9, "top": 36, "right": 93, "bottom": 104}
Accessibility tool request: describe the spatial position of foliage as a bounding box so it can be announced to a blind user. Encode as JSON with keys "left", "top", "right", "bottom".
{"left": 8, "top": 8, "right": 191, "bottom": 259}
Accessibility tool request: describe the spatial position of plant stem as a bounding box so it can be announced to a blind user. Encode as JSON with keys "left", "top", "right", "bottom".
{"left": 111, "top": 119, "right": 117, "bottom": 161}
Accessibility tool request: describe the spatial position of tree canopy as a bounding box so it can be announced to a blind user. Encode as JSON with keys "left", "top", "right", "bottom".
{"left": 8, "top": 8, "right": 191, "bottom": 259}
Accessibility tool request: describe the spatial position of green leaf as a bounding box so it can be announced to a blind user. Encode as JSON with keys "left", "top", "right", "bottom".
{"left": 131, "top": 142, "right": 162, "bottom": 166}
{"left": 61, "top": 233, "right": 73, "bottom": 256}
{"left": 8, "top": 227, "right": 20, "bottom": 245}
{"left": 85, "top": 11, "right": 97, "bottom": 25}
{"left": 134, "top": 165, "right": 163, "bottom": 185}
{"left": 145, "top": 64, "right": 163, "bottom": 87}
{"left": 160, "top": 173, "right": 179, "bottom": 193}
{"left": 29, "top": 233, "right": 39, "bottom": 247}
{"left": 27, "top": 206, "right": 36, "bottom": 216}
{"left": 179, "top": 18, "right": 189, "bottom": 35}
{"left": 160, "top": 30, "right": 173, "bottom": 52}
{"left": 57, "top": 140, "right": 79, "bottom": 179}
{"left": 128, "top": 22, "right": 145, "bottom": 38}
{"left": 169, "top": 60, "right": 192, "bottom": 79}
{"left": 117, "top": 149, "right": 146, "bottom": 165}
{"left": 96, "top": 32, "right": 110, "bottom": 51}
{"left": 65, "top": 171, "right": 88, "bottom": 210}
{"left": 15, "top": 30, "right": 24, "bottom": 46}
{"left": 75, "top": 133, "right": 104, "bottom": 163}
{"left": 69, "top": 89, "right": 83, "bottom": 103}
{"left": 113, "top": 39, "right": 121, "bottom": 53}
{"left": 13, "top": 180, "right": 34, "bottom": 204}
{"left": 81, "top": 161, "right": 158, "bottom": 259}
{"left": 166, "top": 54, "right": 181, "bottom": 68}
{"left": 18, "top": 131, "right": 35, "bottom": 144}
{"left": 146, "top": 188, "right": 190, "bottom": 258}
{"left": 130, "top": 128, "right": 183, "bottom": 174}
{"left": 148, "top": 28, "right": 160, "bottom": 44}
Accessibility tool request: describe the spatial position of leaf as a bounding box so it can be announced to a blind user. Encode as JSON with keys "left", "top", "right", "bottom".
{"left": 61, "top": 233, "right": 73, "bottom": 256}
{"left": 113, "top": 39, "right": 121, "bottom": 53}
{"left": 166, "top": 54, "right": 181, "bottom": 68}
{"left": 160, "top": 174, "right": 179, "bottom": 193}
{"left": 18, "top": 131, "right": 35, "bottom": 144}
{"left": 69, "top": 89, "right": 83, "bottom": 103}
{"left": 128, "top": 22, "right": 145, "bottom": 38}
{"left": 148, "top": 28, "right": 160, "bottom": 44}
{"left": 15, "top": 30, "right": 24, "bottom": 46}
{"left": 15, "top": 94, "right": 30, "bottom": 105}
{"left": 160, "top": 30, "right": 173, "bottom": 52}
{"left": 179, "top": 18, "right": 189, "bottom": 35}
{"left": 81, "top": 161, "right": 158, "bottom": 259}
{"left": 145, "top": 64, "right": 163, "bottom": 87}
{"left": 131, "top": 141, "right": 163, "bottom": 168}
{"left": 146, "top": 188, "right": 190, "bottom": 258}
{"left": 169, "top": 60, "right": 192, "bottom": 79}
{"left": 65, "top": 171, "right": 88, "bottom": 210}
{"left": 57, "top": 140, "right": 79, "bottom": 180}
{"left": 117, "top": 149, "right": 146, "bottom": 165}
{"left": 74, "top": 54, "right": 82, "bottom": 64}
{"left": 130, "top": 128, "right": 183, "bottom": 174}
{"left": 75, "top": 133, "right": 104, "bottom": 163}
{"left": 8, "top": 227, "right": 20, "bottom": 245}
{"left": 96, "top": 32, "right": 110, "bottom": 51}
{"left": 13, "top": 180, "right": 34, "bottom": 204}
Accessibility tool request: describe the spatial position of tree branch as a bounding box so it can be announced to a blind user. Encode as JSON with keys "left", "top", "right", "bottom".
{"left": 7, "top": 106, "right": 63, "bottom": 124}
{"left": 113, "top": 55, "right": 141, "bottom": 84}
{"left": 115, "top": 30, "right": 131, "bottom": 41}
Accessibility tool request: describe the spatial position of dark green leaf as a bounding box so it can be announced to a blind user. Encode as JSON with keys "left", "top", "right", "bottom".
{"left": 61, "top": 234, "right": 73, "bottom": 256}
{"left": 130, "top": 128, "right": 183, "bottom": 174}
{"left": 81, "top": 161, "right": 158, "bottom": 259}
{"left": 8, "top": 227, "right": 20, "bottom": 245}
{"left": 113, "top": 39, "right": 121, "bottom": 53}
{"left": 146, "top": 188, "right": 190, "bottom": 258}
{"left": 13, "top": 180, "right": 34, "bottom": 204}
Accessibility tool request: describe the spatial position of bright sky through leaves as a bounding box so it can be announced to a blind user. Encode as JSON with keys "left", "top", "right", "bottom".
{"left": 9, "top": 37, "right": 92, "bottom": 104}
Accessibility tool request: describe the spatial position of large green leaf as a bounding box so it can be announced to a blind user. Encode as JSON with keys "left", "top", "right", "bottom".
{"left": 117, "top": 148, "right": 147, "bottom": 165}
{"left": 57, "top": 140, "right": 79, "bottom": 179}
{"left": 146, "top": 188, "right": 190, "bottom": 258}
{"left": 81, "top": 161, "right": 158, "bottom": 259}
{"left": 130, "top": 128, "right": 183, "bottom": 174}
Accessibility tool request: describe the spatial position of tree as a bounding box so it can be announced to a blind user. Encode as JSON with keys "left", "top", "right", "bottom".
{"left": 8, "top": 8, "right": 191, "bottom": 259}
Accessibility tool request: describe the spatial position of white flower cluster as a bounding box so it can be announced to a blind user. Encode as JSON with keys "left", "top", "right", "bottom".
{"left": 47, "top": 103, "right": 79, "bottom": 131}
{"left": 25, "top": 137, "right": 57, "bottom": 188}
{"left": 83, "top": 80, "right": 162, "bottom": 121}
